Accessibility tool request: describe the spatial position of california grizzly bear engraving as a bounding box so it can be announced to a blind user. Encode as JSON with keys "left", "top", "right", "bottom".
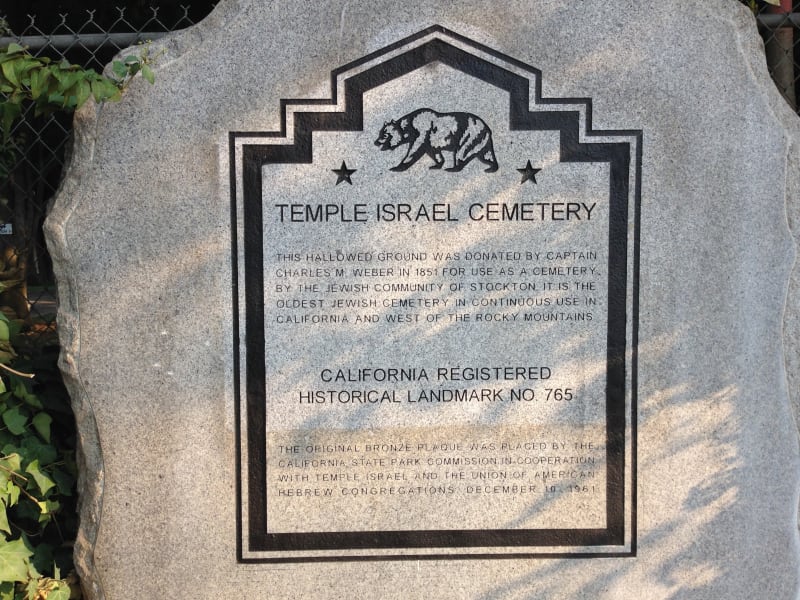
{"left": 375, "top": 108, "right": 499, "bottom": 173}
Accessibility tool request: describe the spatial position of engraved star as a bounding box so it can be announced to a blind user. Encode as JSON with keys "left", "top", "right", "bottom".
{"left": 332, "top": 161, "right": 357, "bottom": 185}
{"left": 517, "top": 160, "right": 541, "bottom": 184}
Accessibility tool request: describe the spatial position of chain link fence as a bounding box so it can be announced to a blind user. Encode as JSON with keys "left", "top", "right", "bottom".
{"left": 0, "top": 6, "right": 208, "bottom": 347}
{"left": 759, "top": 8, "right": 800, "bottom": 110}
{"left": 0, "top": 4, "right": 798, "bottom": 340}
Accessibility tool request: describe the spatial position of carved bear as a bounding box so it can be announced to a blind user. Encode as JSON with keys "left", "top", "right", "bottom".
{"left": 375, "top": 108, "right": 499, "bottom": 173}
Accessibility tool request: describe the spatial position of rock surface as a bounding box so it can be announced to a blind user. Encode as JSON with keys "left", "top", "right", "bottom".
{"left": 45, "top": 1, "right": 800, "bottom": 598}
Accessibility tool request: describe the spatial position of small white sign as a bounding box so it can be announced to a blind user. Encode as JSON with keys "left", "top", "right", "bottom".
{"left": 0, "top": 224, "right": 12, "bottom": 235}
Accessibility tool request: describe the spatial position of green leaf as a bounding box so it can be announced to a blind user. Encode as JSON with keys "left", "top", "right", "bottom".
{"left": 142, "top": 64, "right": 155, "bottom": 85}
{"left": 6, "top": 90, "right": 24, "bottom": 105}
{"left": 31, "top": 413, "right": 51, "bottom": 444}
{"left": 0, "top": 341, "right": 16, "bottom": 365}
{"left": 0, "top": 453, "right": 21, "bottom": 473}
{"left": 2, "top": 407, "right": 27, "bottom": 435}
{"left": 57, "top": 70, "right": 81, "bottom": 91}
{"left": 6, "top": 321, "right": 22, "bottom": 341}
{"left": 13, "top": 58, "right": 38, "bottom": 87}
{"left": 90, "top": 78, "right": 121, "bottom": 102}
{"left": 47, "top": 583, "right": 71, "bottom": 600}
{"left": 12, "top": 498, "right": 40, "bottom": 523}
{"left": 20, "top": 438, "right": 56, "bottom": 466}
{"left": 24, "top": 576, "right": 38, "bottom": 599}
{"left": 111, "top": 60, "right": 128, "bottom": 79}
{"left": 0, "top": 426, "right": 12, "bottom": 445}
{"left": 0, "top": 102, "right": 21, "bottom": 140}
{"left": 29, "top": 68, "right": 49, "bottom": 100}
{"left": 13, "top": 382, "right": 41, "bottom": 409}
{"left": 6, "top": 481, "right": 19, "bottom": 506}
{"left": 0, "top": 60, "right": 19, "bottom": 87}
{"left": 0, "top": 319, "right": 9, "bottom": 342}
{"left": 0, "top": 499, "right": 10, "bottom": 534}
{"left": 74, "top": 79, "right": 91, "bottom": 109}
{"left": 0, "top": 446, "right": 17, "bottom": 458}
{"left": 30, "top": 542, "right": 54, "bottom": 575}
{"left": 5, "top": 43, "right": 24, "bottom": 55}
{"left": 25, "top": 460, "right": 55, "bottom": 495}
{"left": 0, "top": 537, "right": 33, "bottom": 582}
{"left": 0, "top": 580, "right": 13, "bottom": 600}
{"left": 46, "top": 91, "right": 65, "bottom": 106}
{"left": 50, "top": 468, "right": 74, "bottom": 497}
{"left": 36, "top": 499, "right": 59, "bottom": 523}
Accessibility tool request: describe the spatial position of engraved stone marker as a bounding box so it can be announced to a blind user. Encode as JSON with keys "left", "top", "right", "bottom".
{"left": 46, "top": 1, "right": 800, "bottom": 598}
{"left": 232, "top": 28, "right": 638, "bottom": 559}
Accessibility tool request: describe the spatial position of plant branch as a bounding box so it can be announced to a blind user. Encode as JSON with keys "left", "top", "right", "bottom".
{"left": 0, "top": 361, "right": 34, "bottom": 378}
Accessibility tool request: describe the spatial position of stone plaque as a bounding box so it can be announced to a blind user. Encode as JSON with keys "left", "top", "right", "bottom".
{"left": 231, "top": 27, "right": 640, "bottom": 561}
{"left": 47, "top": 1, "right": 800, "bottom": 597}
